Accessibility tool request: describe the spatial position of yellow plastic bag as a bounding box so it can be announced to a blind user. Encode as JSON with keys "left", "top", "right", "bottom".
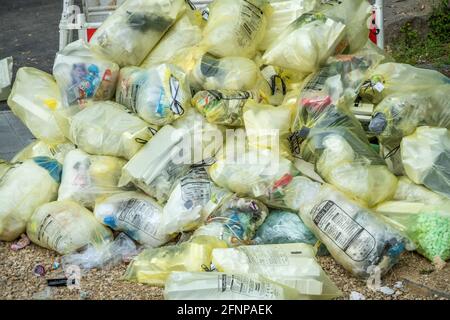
{"left": 53, "top": 40, "right": 120, "bottom": 108}
{"left": 401, "top": 127, "right": 450, "bottom": 199}
{"left": 27, "top": 200, "right": 113, "bottom": 254}
{"left": 360, "top": 63, "right": 450, "bottom": 104}
{"left": 11, "top": 140, "right": 75, "bottom": 164}
{"left": 0, "top": 157, "right": 61, "bottom": 241}
{"left": 116, "top": 64, "right": 191, "bottom": 126}
{"left": 165, "top": 272, "right": 303, "bottom": 300}
{"left": 243, "top": 100, "right": 294, "bottom": 159}
{"left": 0, "top": 160, "right": 11, "bottom": 180}
{"left": 202, "top": 0, "right": 271, "bottom": 58}
{"left": 191, "top": 53, "right": 270, "bottom": 92}
{"left": 124, "top": 235, "right": 227, "bottom": 286}
{"left": 140, "top": 14, "right": 202, "bottom": 68}
{"left": 7, "top": 67, "right": 66, "bottom": 144}
{"left": 212, "top": 243, "right": 341, "bottom": 299}
{"left": 394, "top": 177, "right": 448, "bottom": 205}
{"left": 68, "top": 101, "right": 157, "bottom": 160}
{"left": 297, "top": 178, "right": 406, "bottom": 279}
{"left": 94, "top": 191, "right": 172, "bottom": 247}
{"left": 258, "top": 0, "right": 319, "bottom": 50}
{"left": 193, "top": 196, "right": 269, "bottom": 246}
{"left": 192, "top": 90, "right": 261, "bottom": 127}
{"left": 209, "top": 147, "right": 300, "bottom": 209}
{"left": 58, "top": 149, "right": 127, "bottom": 209}
{"left": 90, "top": 0, "right": 186, "bottom": 66}
{"left": 369, "top": 85, "right": 450, "bottom": 148}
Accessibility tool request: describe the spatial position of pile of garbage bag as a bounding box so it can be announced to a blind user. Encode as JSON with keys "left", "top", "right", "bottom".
{"left": 2, "top": 0, "right": 450, "bottom": 300}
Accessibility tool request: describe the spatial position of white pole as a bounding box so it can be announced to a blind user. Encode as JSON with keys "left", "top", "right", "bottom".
{"left": 375, "top": 0, "right": 384, "bottom": 49}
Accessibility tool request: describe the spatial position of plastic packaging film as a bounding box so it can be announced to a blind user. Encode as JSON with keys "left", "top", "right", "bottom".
{"left": 11, "top": 140, "right": 76, "bottom": 164}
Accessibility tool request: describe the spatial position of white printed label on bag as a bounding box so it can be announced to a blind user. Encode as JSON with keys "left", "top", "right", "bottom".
{"left": 36, "top": 214, "right": 67, "bottom": 253}
{"left": 218, "top": 274, "right": 283, "bottom": 299}
{"left": 373, "top": 82, "right": 385, "bottom": 92}
{"left": 311, "top": 200, "right": 376, "bottom": 262}
{"left": 180, "top": 166, "right": 211, "bottom": 209}
{"left": 237, "top": 0, "right": 265, "bottom": 46}
{"left": 117, "top": 199, "right": 162, "bottom": 238}
{"left": 240, "top": 246, "right": 290, "bottom": 266}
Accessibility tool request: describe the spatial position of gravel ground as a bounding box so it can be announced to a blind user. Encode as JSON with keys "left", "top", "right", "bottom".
{"left": 1, "top": 241, "right": 449, "bottom": 300}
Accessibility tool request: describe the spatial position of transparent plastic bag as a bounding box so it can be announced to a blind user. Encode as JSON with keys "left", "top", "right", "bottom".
{"left": 401, "top": 127, "right": 450, "bottom": 199}
{"left": 68, "top": 101, "right": 157, "bottom": 160}
{"left": 53, "top": 40, "right": 120, "bottom": 107}
{"left": 0, "top": 160, "right": 10, "bottom": 180}
{"left": 62, "top": 233, "right": 138, "bottom": 270}
{"left": 27, "top": 200, "right": 113, "bottom": 254}
{"left": 0, "top": 157, "right": 61, "bottom": 241}
{"left": 7, "top": 67, "right": 66, "bottom": 144}
{"left": 212, "top": 243, "right": 341, "bottom": 298}
{"left": 368, "top": 85, "right": 450, "bottom": 147}
{"left": 11, "top": 140, "right": 75, "bottom": 164}
{"left": 124, "top": 235, "right": 227, "bottom": 286}
{"left": 140, "top": 14, "right": 202, "bottom": 68}
{"left": 58, "top": 149, "right": 127, "bottom": 209}
{"left": 94, "top": 191, "right": 172, "bottom": 247}
{"left": 90, "top": 0, "right": 186, "bottom": 66}
{"left": 360, "top": 63, "right": 450, "bottom": 105}
{"left": 290, "top": 103, "right": 397, "bottom": 208}
{"left": 394, "top": 177, "right": 448, "bottom": 205}
{"left": 165, "top": 272, "right": 303, "bottom": 300}
{"left": 120, "top": 109, "right": 224, "bottom": 203}
{"left": 376, "top": 201, "right": 450, "bottom": 264}
{"left": 191, "top": 54, "right": 270, "bottom": 92}
{"left": 161, "top": 165, "right": 232, "bottom": 235}
{"left": 116, "top": 64, "right": 191, "bottom": 126}
{"left": 192, "top": 90, "right": 261, "bottom": 127}
{"left": 193, "top": 196, "right": 268, "bottom": 246}
{"left": 297, "top": 179, "right": 406, "bottom": 279}
{"left": 262, "top": 12, "right": 346, "bottom": 74}
{"left": 209, "top": 147, "right": 300, "bottom": 209}
{"left": 258, "top": 0, "right": 318, "bottom": 50}
{"left": 202, "top": 0, "right": 271, "bottom": 58}
{"left": 243, "top": 100, "right": 294, "bottom": 159}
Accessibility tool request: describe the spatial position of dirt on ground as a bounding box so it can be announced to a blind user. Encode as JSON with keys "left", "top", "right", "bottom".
{"left": 1, "top": 241, "right": 449, "bottom": 300}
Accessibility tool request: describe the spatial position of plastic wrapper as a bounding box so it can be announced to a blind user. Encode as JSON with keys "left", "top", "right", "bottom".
{"left": 7, "top": 67, "right": 66, "bottom": 144}
{"left": 394, "top": 177, "right": 448, "bottom": 205}
{"left": 290, "top": 103, "right": 397, "bottom": 208}
{"left": 192, "top": 90, "right": 261, "bottom": 127}
{"left": 0, "top": 157, "right": 61, "bottom": 241}
{"left": 140, "top": 14, "right": 203, "bottom": 68}
{"left": 380, "top": 143, "right": 405, "bottom": 176}
{"left": 202, "top": 0, "right": 271, "bottom": 58}
{"left": 210, "top": 147, "right": 301, "bottom": 209}
{"left": 401, "top": 127, "right": 450, "bottom": 199}
{"left": 94, "top": 191, "right": 172, "bottom": 247}
{"left": 11, "top": 140, "right": 75, "bottom": 164}
{"left": 297, "top": 178, "right": 406, "bottom": 279}
{"left": 68, "top": 101, "right": 157, "bottom": 160}
{"left": 53, "top": 40, "right": 120, "bottom": 107}
{"left": 368, "top": 85, "right": 450, "bottom": 148}
{"left": 26, "top": 200, "right": 113, "bottom": 255}
{"left": 193, "top": 196, "right": 268, "bottom": 246}
{"left": 58, "top": 149, "right": 127, "bottom": 209}
{"left": 161, "top": 165, "right": 232, "bottom": 235}
{"left": 243, "top": 100, "right": 294, "bottom": 158}
{"left": 124, "top": 235, "right": 227, "bottom": 286}
{"left": 360, "top": 63, "right": 450, "bottom": 105}
{"left": 116, "top": 64, "right": 191, "bottom": 126}
{"left": 212, "top": 243, "right": 341, "bottom": 298}
{"left": 376, "top": 201, "right": 450, "bottom": 263}
{"left": 61, "top": 233, "right": 138, "bottom": 270}
{"left": 191, "top": 54, "right": 270, "bottom": 92}
{"left": 258, "top": 0, "right": 318, "bottom": 50}
{"left": 120, "top": 109, "right": 224, "bottom": 203}
{"left": 165, "top": 272, "right": 302, "bottom": 300}
{"left": 90, "top": 0, "right": 186, "bottom": 66}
